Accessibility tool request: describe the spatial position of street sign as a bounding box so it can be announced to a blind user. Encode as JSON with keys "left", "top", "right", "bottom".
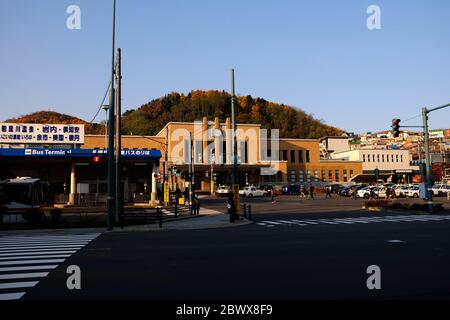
{"left": 164, "top": 182, "right": 170, "bottom": 204}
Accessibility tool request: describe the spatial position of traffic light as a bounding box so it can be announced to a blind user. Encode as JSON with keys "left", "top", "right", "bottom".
{"left": 391, "top": 119, "right": 401, "bottom": 138}
{"left": 92, "top": 155, "right": 101, "bottom": 164}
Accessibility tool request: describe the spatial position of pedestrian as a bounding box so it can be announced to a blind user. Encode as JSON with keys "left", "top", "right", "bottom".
{"left": 270, "top": 188, "right": 276, "bottom": 203}
{"left": 325, "top": 186, "right": 332, "bottom": 199}
{"left": 300, "top": 185, "right": 306, "bottom": 199}
{"left": 386, "top": 187, "right": 391, "bottom": 200}
{"left": 368, "top": 187, "right": 375, "bottom": 200}
{"left": 308, "top": 184, "right": 315, "bottom": 200}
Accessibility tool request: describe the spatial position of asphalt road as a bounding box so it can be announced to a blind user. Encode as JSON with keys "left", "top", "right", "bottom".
{"left": 20, "top": 196, "right": 450, "bottom": 300}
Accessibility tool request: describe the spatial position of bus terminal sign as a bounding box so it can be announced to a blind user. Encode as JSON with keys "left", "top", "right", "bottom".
{"left": 0, "top": 123, "right": 85, "bottom": 144}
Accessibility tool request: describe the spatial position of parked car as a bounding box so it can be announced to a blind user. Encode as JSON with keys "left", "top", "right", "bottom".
{"left": 281, "top": 184, "right": 302, "bottom": 195}
{"left": 407, "top": 186, "right": 420, "bottom": 198}
{"left": 394, "top": 185, "right": 410, "bottom": 198}
{"left": 216, "top": 185, "right": 230, "bottom": 197}
{"left": 326, "top": 184, "right": 345, "bottom": 194}
{"left": 242, "top": 186, "right": 267, "bottom": 198}
{"left": 432, "top": 184, "right": 450, "bottom": 197}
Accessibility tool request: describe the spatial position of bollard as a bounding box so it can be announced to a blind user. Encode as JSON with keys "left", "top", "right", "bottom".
{"left": 159, "top": 208, "right": 163, "bottom": 228}
{"left": 175, "top": 197, "right": 178, "bottom": 217}
{"left": 248, "top": 205, "right": 252, "bottom": 221}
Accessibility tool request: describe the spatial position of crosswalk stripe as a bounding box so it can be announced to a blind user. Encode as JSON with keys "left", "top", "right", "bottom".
{"left": 291, "top": 220, "right": 319, "bottom": 225}
{"left": 0, "top": 251, "right": 77, "bottom": 257}
{"left": 0, "top": 245, "right": 85, "bottom": 251}
{"left": 0, "top": 255, "right": 70, "bottom": 261}
{"left": 0, "top": 265, "right": 58, "bottom": 272}
{"left": 0, "top": 259, "right": 66, "bottom": 266}
{"left": 0, "top": 236, "right": 99, "bottom": 242}
{"left": 0, "top": 247, "right": 84, "bottom": 254}
{"left": 0, "top": 281, "right": 39, "bottom": 290}
{"left": 256, "top": 215, "right": 450, "bottom": 228}
{"left": 0, "top": 272, "right": 49, "bottom": 280}
{"left": 0, "top": 292, "right": 26, "bottom": 300}
{"left": 0, "top": 239, "right": 94, "bottom": 245}
{"left": 277, "top": 220, "right": 308, "bottom": 226}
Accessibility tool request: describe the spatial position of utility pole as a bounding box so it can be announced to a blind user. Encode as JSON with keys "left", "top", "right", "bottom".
{"left": 106, "top": 0, "right": 116, "bottom": 230}
{"left": 189, "top": 132, "right": 193, "bottom": 215}
{"left": 231, "top": 69, "right": 238, "bottom": 185}
{"left": 115, "top": 47, "right": 122, "bottom": 223}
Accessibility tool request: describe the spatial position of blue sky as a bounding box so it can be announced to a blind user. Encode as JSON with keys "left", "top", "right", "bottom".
{"left": 0, "top": 0, "right": 449, "bottom": 133}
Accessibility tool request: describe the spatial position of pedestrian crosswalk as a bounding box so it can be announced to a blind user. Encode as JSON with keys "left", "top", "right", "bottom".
{"left": 256, "top": 215, "right": 450, "bottom": 228}
{"left": 0, "top": 233, "right": 100, "bottom": 300}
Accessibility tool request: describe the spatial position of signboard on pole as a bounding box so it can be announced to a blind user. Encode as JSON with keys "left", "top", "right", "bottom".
{"left": 0, "top": 123, "right": 85, "bottom": 144}
{"left": 164, "top": 182, "right": 170, "bottom": 204}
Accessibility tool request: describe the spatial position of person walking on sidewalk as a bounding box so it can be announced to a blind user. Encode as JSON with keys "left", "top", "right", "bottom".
{"left": 325, "top": 185, "right": 332, "bottom": 199}
{"left": 308, "top": 184, "right": 315, "bottom": 200}
{"left": 300, "top": 185, "right": 306, "bottom": 199}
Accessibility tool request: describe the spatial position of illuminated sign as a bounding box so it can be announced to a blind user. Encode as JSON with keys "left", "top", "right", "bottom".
{"left": 0, "top": 123, "right": 85, "bottom": 144}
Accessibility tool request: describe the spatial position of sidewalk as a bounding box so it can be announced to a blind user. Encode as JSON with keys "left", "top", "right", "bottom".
{"left": 0, "top": 208, "right": 252, "bottom": 236}
{"left": 118, "top": 208, "right": 252, "bottom": 231}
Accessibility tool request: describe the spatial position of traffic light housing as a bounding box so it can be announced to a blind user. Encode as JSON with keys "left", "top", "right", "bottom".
{"left": 92, "top": 155, "right": 101, "bottom": 164}
{"left": 391, "top": 119, "right": 401, "bottom": 138}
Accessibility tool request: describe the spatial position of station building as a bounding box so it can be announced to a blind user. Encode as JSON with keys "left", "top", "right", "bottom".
{"left": 0, "top": 118, "right": 363, "bottom": 204}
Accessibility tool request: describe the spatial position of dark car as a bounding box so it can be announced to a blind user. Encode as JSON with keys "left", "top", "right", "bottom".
{"left": 326, "top": 184, "right": 345, "bottom": 194}
{"left": 281, "top": 184, "right": 301, "bottom": 195}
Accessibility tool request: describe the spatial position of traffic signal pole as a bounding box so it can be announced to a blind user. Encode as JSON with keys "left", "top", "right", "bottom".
{"left": 421, "top": 103, "right": 450, "bottom": 214}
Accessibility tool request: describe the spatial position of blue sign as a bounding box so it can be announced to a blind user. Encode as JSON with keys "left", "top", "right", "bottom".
{"left": 0, "top": 148, "right": 161, "bottom": 160}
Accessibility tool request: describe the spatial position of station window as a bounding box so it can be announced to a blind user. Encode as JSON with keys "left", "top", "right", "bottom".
{"left": 314, "top": 170, "right": 319, "bottom": 182}
{"left": 335, "top": 170, "right": 340, "bottom": 182}
{"left": 328, "top": 170, "right": 333, "bottom": 181}
{"left": 282, "top": 150, "right": 288, "bottom": 161}
{"left": 306, "top": 150, "right": 310, "bottom": 163}
{"left": 290, "top": 150, "right": 295, "bottom": 163}
{"left": 350, "top": 170, "right": 354, "bottom": 178}
{"left": 298, "top": 150, "right": 303, "bottom": 163}
{"left": 401, "top": 155, "right": 403, "bottom": 162}
{"left": 321, "top": 170, "right": 326, "bottom": 182}
{"left": 396, "top": 155, "right": 399, "bottom": 162}
{"left": 382, "top": 155, "right": 385, "bottom": 162}
{"left": 343, "top": 170, "right": 348, "bottom": 182}
{"left": 363, "top": 154, "right": 366, "bottom": 162}
{"left": 299, "top": 170, "right": 304, "bottom": 182}
{"left": 306, "top": 170, "right": 311, "bottom": 182}
{"left": 290, "top": 170, "right": 297, "bottom": 182}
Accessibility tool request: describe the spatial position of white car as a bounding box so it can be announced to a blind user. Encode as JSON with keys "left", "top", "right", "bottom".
{"left": 216, "top": 185, "right": 230, "bottom": 197}
{"left": 407, "top": 186, "right": 420, "bottom": 198}
{"left": 433, "top": 184, "right": 450, "bottom": 197}
{"left": 242, "top": 186, "right": 267, "bottom": 198}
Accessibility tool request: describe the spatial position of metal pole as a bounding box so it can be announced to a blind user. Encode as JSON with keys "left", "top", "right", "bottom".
{"left": 422, "top": 107, "right": 433, "bottom": 214}
{"left": 115, "top": 47, "right": 122, "bottom": 223}
{"left": 165, "top": 126, "right": 169, "bottom": 183}
{"left": 106, "top": 0, "right": 116, "bottom": 230}
{"left": 231, "top": 69, "right": 237, "bottom": 185}
{"left": 189, "top": 132, "right": 193, "bottom": 215}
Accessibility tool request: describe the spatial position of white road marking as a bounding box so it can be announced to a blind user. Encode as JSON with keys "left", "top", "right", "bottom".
{"left": 0, "top": 281, "right": 39, "bottom": 290}
{"left": 0, "top": 259, "right": 66, "bottom": 266}
{"left": 0, "top": 255, "right": 70, "bottom": 261}
{"left": 0, "top": 292, "right": 26, "bottom": 300}
{"left": 0, "top": 272, "right": 49, "bottom": 280}
{"left": 0, "top": 245, "right": 85, "bottom": 251}
{"left": 0, "top": 265, "right": 58, "bottom": 272}
{"left": 0, "top": 250, "right": 77, "bottom": 257}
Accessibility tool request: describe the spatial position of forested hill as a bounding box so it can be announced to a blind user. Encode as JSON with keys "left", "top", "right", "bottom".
{"left": 122, "top": 90, "right": 342, "bottom": 138}
{"left": 5, "top": 91, "right": 343, "bottom": 139}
